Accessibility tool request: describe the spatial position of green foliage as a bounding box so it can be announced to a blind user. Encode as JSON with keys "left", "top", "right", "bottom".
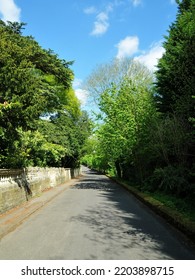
{"left": 83, "top": 58, "right": 153, "bottom": 112}
{"left": 97, "top": 73, "right": 156, "bottom": 179}
{"left": 155, "top": 0, "right": 195, "bottom": 119}
{"left": 146, "top": 165, "right": 190, "bottom": 195}
{"left": 148, "top": 115, "right": 192, "bottom": 166}
{"left": 38, "top": 110, "right": 92, "bottom": 168}
{"left": 0, "top": 20, "right": 73, "bottom": 128}
{"left": 7, "top": 128, "right": 66, "bottom": 168}
{"left": 81, "top": 135, "right": 111, "bottom": 173}
{"left": 82, "top": 59, "right": 156, "bottom": 180}
{"left": 152, "top": 0, "right": 195, "bottom": 197}
{"left": 82, "top": 4, "right": 195, "bottom": 198}
{"left": 0, "top": 20, "right": 90, "bottom": 168}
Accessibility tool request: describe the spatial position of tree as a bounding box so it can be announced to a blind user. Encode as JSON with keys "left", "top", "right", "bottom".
{"left": 155, "top": 0, "right": 195, "bottom": 119}
{"left": 154, "top": 0, "right": 195, "bottom": 195}
{"left": 0, "top": 21, "right": 73, "bottom": 128}
{"left": 82, "top": 59, "right": 155, "bottom": 180}
{"left": 9, "top": 128, "right": 66, "bottom": 168}
{"left": 98, "top": 77, "right": 156, "bottom": 180}
{"left": 83, "top": 58, "right": 153, "bottom": 106}
{"left": 82, "top": 1, "right": 195, "bottom": 198}
{"left": 0, "top": 20, "right": 88, "bottom": 168}
{"left": 38, "top": 110, "right": 92, "bottom": 168}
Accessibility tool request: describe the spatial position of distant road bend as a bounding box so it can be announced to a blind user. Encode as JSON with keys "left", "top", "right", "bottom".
{"left": 0, "top": 166, "right": 194, "bottom": 260}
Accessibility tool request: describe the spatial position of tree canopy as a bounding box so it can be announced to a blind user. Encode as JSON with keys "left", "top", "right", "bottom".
{"left": 155, "top": 0, "right": 195, "bottom": 120}
{"left": 0, "top": 20, "right": 91, "bottom": 168}
{"left": 82, "top": 0, "right": 195, "bottom": 198}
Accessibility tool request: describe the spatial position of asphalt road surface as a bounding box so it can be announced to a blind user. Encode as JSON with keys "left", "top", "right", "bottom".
{"left": 0, "top": 166, "right": 194, "bottom": 260}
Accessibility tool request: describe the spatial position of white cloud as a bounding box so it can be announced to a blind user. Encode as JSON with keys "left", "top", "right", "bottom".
{"left": 87, "top": 0, "right": 142, "bottom": 37}
{"left": 170, "top": 0, "right": 176, "bottom": 4}
{"left": 116, "top": 36, "right": 139, "bottom": 59}
{"left": 86, "top": 2, "right": 115, "bottom": 37}
{"left": 73, "top": 78, "right": 83, "bottom": 88}
{"left": 91, "top": 11, "right": 109, "bottom": 36}
{"left": 132, "top": 0, "right": 142, "bottom": 7}
{"left": 84, "top": 6, "right": 97, "bottom": 15}
{"left": 0, "top": 0, "right": 21, "bottom": 22}
{"left": 73, "top": 78, "right": 88, "bottom": 106}
{"left": 135, "top": 42, "right": 165, "bottom": 71}
{"left": 75, "top": 89, "right": 89, "bottom": 106}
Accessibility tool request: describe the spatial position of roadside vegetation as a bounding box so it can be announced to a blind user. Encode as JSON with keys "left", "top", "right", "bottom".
{"left": 81, "top": 0, "right": 195, "bottom": 226}
{"left": 0, "top": 20, "right": 91, "bottom": 168}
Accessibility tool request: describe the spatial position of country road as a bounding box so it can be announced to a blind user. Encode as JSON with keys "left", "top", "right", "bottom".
{"left": 0, "top": 166, "right": 194, "bottom": 260}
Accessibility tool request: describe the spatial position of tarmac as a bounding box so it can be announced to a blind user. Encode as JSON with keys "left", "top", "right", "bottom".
{"left": 0, "top": 177, "right": 81, "bottom": 240}
{"left": 0, "top": 170, "right": 194, "bottom": 248}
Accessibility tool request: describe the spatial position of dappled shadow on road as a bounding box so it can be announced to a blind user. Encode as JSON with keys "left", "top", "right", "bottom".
{"left": 71, "top": 169, "right": 195, "bottom": 260}
{"left": 72, "top": 177, "right": 112, "bottom": 191}
{"left": 81, "top": 167, "right": 103, "bottom": 176}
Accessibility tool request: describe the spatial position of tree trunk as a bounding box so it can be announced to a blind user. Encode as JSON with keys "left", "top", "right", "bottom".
{"left": 115, "top": 160, "right": 122, "bottom": 178}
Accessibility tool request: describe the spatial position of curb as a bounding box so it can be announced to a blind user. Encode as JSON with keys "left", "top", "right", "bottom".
{"left": 109, "top": 176, "right": 195, "bottom": 246}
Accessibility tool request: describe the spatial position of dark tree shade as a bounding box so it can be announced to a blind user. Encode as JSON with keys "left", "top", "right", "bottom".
{"left": 155, "top": 0, "right": 195, "bottom": 120}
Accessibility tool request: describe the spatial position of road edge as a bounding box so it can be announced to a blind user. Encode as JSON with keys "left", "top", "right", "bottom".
{"left": 108, "top": 176, "right": 195, "bottom": 246}
{"left": 0, "top": 177, "right": 82, "bottom": 240}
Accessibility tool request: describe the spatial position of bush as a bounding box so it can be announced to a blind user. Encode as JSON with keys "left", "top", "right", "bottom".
{"left": 147, "top": 165, "right": 191, "bottom": 196}
{"left": 4, "top": 128, "right": 66, "bottom": 168}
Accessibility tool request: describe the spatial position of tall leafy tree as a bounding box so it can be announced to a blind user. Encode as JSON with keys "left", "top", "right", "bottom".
{"left": 38, "top": 110, "right": 92, "bottom": 168}
{"left": 0, "top": 20, "right": 88, "bottom": 168}
{"left": 0, "top": 20, "right": 73, "bottom": 128}
{"left": 155, "top": 0, "right": 195, "bottom": 119}
{"left": 98, "top": 77, "right": 156, "bottom": 179}
{"left": 154, "top": 0, "right": 195, "bottom": 194}
{"left": 82, "top": 59, "right": 155, "bottom": 180}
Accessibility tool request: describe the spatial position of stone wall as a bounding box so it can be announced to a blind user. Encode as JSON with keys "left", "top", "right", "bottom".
{"left": 0, "top": 167, "right": 81, "bottom": 214}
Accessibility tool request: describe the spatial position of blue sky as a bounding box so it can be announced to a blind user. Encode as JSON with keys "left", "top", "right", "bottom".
{"left": 0, "top": 0, "right": 178, "bottom": 105}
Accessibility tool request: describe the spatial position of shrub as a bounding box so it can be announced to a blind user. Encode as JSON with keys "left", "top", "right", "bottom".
{"left": 147, "top": 165, "right": 191, "bottom": 196}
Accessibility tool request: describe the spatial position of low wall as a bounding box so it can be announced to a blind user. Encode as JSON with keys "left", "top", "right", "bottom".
{"left": 0, "top": 167, "right": 81, "bottom": 214}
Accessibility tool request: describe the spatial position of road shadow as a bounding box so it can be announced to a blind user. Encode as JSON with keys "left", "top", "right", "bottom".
{"left": 71, "top": 169, "right": 195, "bottom": 260}
{"left": 72, "top": 176, "right": 112, "bottom": 191}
